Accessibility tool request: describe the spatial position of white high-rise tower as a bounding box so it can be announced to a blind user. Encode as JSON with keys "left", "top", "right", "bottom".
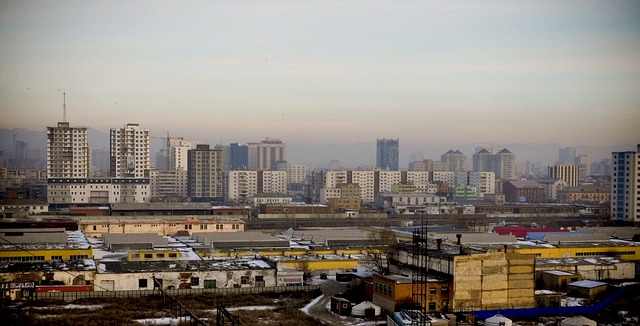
{"left": 110, "top": 123, "right": 150, "bottom": 178}
{"left": 46, "top": 122, "right": 90, "bottom": 179}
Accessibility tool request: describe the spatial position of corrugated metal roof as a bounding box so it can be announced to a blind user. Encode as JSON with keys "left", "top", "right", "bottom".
{"left": 433, "top": 233, "right": 517, "bottom": 244}
{"left": 568, "top": 280, "right": 606, "bottom": 288}
{"left": 103, "top": 233, "right": 168, "bottom": 249}
{"left": 582, "top": 227, "right": 640, "bottom": 239}
{"left": 542, "top": 233, "right": 610, "bottom": 243}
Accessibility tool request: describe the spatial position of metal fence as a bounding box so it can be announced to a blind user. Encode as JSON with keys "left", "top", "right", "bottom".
{"left": 34, "top": 285, "right": 321, "bottom": 302}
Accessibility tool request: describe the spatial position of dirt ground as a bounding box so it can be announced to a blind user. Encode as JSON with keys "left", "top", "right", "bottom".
{"left": 304, "top": 276, "right": 385, "bottom": 326}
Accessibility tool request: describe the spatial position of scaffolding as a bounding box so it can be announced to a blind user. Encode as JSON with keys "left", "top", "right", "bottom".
{"left": 411, "top": 216, "right": 429, "bottom": 325}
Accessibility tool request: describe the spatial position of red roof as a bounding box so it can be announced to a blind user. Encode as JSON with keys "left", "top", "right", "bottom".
{"left": 493, "top": 226, "right": 567, "bottom": 238}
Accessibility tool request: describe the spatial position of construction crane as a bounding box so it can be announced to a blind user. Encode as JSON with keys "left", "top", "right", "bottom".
{"left": 150, "top": 132, "right": 173, "bottom": 170}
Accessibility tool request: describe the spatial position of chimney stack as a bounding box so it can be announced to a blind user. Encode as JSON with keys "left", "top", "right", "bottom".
{"left": 456, "top": 234, "right": 462, "bottom": 245}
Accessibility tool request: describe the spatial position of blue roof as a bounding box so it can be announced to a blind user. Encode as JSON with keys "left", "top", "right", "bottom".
{"left": 526, "top": 231, "right": 587, "bottom": 240}
{"left": 569, "top": 280, "right": 607, "bottom": 288}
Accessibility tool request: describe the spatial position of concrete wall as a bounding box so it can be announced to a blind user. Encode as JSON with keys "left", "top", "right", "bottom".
{"left": 93, "top": 268, "right": 276, "bottom": 291}
{"left": 452, "top": 252, "right": 535, "bottom": 311}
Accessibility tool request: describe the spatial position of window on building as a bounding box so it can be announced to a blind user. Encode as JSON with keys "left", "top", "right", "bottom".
{"left": 428, "top": 302, "right": 436, "bottom": 310}
{"left": 429, "top": 287, "right": 436, "bottom": 295}
{"left": 441, "top": 286, "right": 448, "bottom": 295}
{"left": 139, "top": 279, "right": 148, "bottom": 288}
{"left": 144, "top": 254, "right": 153, "bottom": 259}
{"left": 169, "top": 253, "right": 177, "bottom": 258}
{"left": 157, "top": 253, "right": 165, "bottom": 258}
{"left": 191, "top": 277, "right": 200, "bottom": 286}
{"left": 51, "top": 255, "right": 63, "bottom": 260}
{"left": 204, "top": 279, "right": 216, "bottom": 289}
{"left": 241, "top": 276, "right": 249, "bottom": 285}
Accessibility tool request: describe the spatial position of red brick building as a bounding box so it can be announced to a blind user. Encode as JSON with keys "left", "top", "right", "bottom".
{"left": 502, "top": 180, "right": 546, "bottom": 203}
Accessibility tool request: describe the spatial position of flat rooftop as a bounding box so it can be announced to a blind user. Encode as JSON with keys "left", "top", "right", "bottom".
{"left": 100, "top": 258, "right": 273, "bottom": 273}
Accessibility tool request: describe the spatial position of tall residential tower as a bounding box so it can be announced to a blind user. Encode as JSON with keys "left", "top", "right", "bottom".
{"left": 377, "top": 138, "right": 399, "bottom": 171}
{"left": 187, "top": 144, "right": 224, "bottom": 202}
{"left": 611, "top": 145, "right": 640, "bottom": 223}
{"left": 110, "top": 123, "right": 150, "bottom": 178}
{"left": 46, "top": 122, "right": 90, "bottom": 179}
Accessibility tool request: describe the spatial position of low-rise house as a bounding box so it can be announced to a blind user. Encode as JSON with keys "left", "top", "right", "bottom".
{"left": 566, "top": 280, "right": 608, "bottom": 304}
{"left": 537, "top": 270, "right": 582, "bottom": 291}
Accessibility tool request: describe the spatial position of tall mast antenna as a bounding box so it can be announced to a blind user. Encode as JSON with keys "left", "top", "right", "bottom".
{"left": 63, "top": 91, "right": 67, "bottom": 122}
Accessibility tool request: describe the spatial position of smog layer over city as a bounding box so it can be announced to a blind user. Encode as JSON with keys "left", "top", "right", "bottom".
{"left": 1, "top": 1, "right": 639, "bottom": 326}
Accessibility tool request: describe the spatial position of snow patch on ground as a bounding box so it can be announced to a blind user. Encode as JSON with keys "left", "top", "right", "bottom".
{"left": 134, "top": 316, "right": 200, "bottom": 325}
{"left": 227, "top": 305, "right": 276, "bottom": 311}
{"left": 30, "top": 304, "right": 107, "bottom": 310}
{"left": 300, "top": 294, "right": 324, "bottom": 314}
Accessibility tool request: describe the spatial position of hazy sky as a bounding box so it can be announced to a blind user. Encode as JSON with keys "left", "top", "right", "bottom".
{"left": 1, "top": 1, "right": 639, "bottom": 148}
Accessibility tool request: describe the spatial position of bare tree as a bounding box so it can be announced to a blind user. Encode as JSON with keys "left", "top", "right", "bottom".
{"left": 367, "top": 226, "right": 398, "bottom": 275}
{"left": 296, "top": 258, "right": 312, "bottom": 280}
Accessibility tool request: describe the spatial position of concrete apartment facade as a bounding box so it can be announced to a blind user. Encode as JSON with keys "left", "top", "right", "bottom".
{"left": 611, "top": 144, "right": 640, "bottom": 223}
{"left": 109, "top": 123, "right": 150, "bottom": 179}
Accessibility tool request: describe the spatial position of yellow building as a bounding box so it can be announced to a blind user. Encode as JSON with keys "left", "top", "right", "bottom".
{"left": 80, "top": 216, "right": 244, "bottom": 237}
{"left": 0, "top": 229, "right": 92, "bottom": 261}
{"left": 557, "top": 185, "right": 611, "bottom": 204}
{"left": 390, "top": 184, "right": 417, "bottom": 194}
{"left": 127, "top": 250, "right": 182, "bottom": 261}
{"left": 327, "top": 198, "right": 361, "bottom": 212}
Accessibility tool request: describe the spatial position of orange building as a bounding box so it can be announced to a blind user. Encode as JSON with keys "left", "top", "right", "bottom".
{"left": 372, "top": 274, "right": 451, "bottom": 313}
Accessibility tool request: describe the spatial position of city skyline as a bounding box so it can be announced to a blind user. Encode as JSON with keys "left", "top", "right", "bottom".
{"left": 1, "top": 1, "right": 639, "bottom": 149}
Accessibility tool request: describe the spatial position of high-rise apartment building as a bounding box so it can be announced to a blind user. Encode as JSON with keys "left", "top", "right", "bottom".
{"left": 548, "top": 165, "right": 579, "bottom": 187}
{"left": 150, "top": 169, "right": 188, "bottom": 199}
{"left": 472, "top": 148, "right": 517, "bottom": 180}
{"left": 110, "top": 123, "right": 150, "bottom": 178}
{"left": 48, "top": 122, "right": 151, "bottom": 207}
{"left": 46, "top": 122, "right": 89, "bottom": 178}
{"left": 441, "top": 150, "right": 467, "bottom": 172}
{"left": 376, "top": 171, "right": 402, "bottom": 194}
{"left": 472, "top": 149, "right": 494, "bottom": 173}
{"left": 559, "top": 147, "right": 577, "bottom": 165}
{"left": 258, "top": 138, "right": 286, "bottom": 170}
{"left": 226, "top": 170, "right": 287, "bottom": 204}
{"left": 187, "top": 144, "right": 224, "bottom": 202}
{"left": 575, "top": 154, "right": 590, "bottom": 179}
{"left": 493, "top": 149, "right": 516, "bottom": 180}
{"left": 276, "top": 162, "right": 307, "bottom": 185}
{"left": 229, "top": 143, "right": 249, "bottom": 170}
{"left": 169, "top": 138, "right": 198, "bottom": 171}
{"left": 468, "top": 171, "right": 496, "bottom": 198}
{"left": 246, "top": 138, "right": 286, "bottom": 170}
{"left": 611, "top": 145, "right": 640, "bottom": 223}
{"left": 376, "top": 138, "right": 399, "bottom": 171}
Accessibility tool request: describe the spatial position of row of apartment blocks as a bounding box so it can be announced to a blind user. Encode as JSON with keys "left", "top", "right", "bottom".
{"left": 39, "top": 169, "right": 610, "bottom": 209}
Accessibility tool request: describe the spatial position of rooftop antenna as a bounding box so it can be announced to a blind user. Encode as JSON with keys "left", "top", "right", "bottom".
{"left": 62, "top": 91, "right": 67, "bottom": 122}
